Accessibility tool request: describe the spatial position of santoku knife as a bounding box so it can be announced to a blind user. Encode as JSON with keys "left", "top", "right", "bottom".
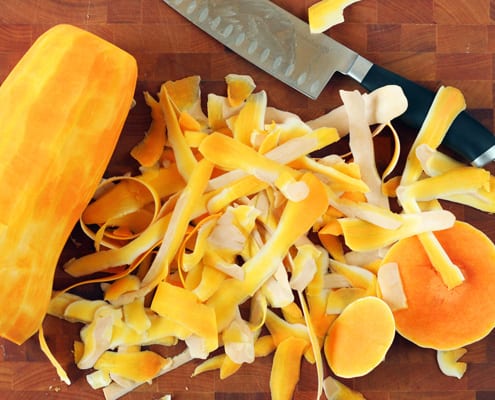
{"left": 162, "top": 0, "right": 495, "bottom": 167}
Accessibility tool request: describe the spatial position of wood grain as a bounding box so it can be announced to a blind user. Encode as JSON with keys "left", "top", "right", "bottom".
{"left": 1, "top": 0, "right": 495, "bottom": 399}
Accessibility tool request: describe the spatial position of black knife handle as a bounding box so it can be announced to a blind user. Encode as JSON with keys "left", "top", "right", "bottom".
{"left": 360, "top": 63, "right": 495, "bottom": 166}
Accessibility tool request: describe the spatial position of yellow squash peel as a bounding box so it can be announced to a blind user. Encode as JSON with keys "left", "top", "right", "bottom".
{"left": 33, "top": 72, "right": 495, "bottom": 400}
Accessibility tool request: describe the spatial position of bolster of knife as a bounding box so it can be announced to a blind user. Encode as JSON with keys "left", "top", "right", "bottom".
{"left": 359, "top": 63, "right": 495, "bottom": 167}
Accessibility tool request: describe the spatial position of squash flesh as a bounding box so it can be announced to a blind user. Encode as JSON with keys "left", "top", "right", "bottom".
{"left": 324, "top": 296, "right": 395, "bottom": 378}
{"left": 383, "top": 221, "right": 495, "bottom": 350}
{"left": 0, "top": 24, "right": 137, "bottom": 344}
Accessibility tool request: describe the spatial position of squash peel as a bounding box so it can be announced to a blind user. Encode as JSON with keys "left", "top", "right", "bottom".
{"left": 28, "top": 69, "right": 495, "bottom": 400}
{"left": 308, "top": 0, "right": 361, "bottom": 34}
{"left": 377, "top": 262, "right": 407, "bottom": 311}
{"left": 437, "top": 348, "right": 468, "bottom": 379}
{"left": 151, "top": 281, "right": 218, "bottom": 356}
{"left": 225, "top": 73, "right": 256, "bottom": 108}
{"left": 323, "top": 375, "right": 366, "bottom": 399}
{"left": 270, "top": 336, "right": 309, "bottom": 400}
{"left": 94, "top": 350, "right": 171, "bottom": 383}
{"left": 400, "top": 86, "right": 466, "bottom": 185}
{"left": 130, "top": 91, "right": 166, "bottom": 167}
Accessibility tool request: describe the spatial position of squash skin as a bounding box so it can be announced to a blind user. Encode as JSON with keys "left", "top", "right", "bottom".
{"left": 0, "top": 24, "right": 137, "bottom": 344}
{"left": 383, "top": 221, "right": 495, "bottom": 350}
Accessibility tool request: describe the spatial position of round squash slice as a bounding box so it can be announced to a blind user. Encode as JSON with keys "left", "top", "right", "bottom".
{"left": 324, "top": 296, "right": 395, "bottom": 378}
{"left": 382, "top": 221, "right": 495, "bottom": 350}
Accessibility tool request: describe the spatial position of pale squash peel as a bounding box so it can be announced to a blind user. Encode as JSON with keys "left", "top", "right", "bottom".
{"left": 308, "top": 0, "right": 361, "bottom": 34}
{"left": 437, "top": 348, "right": 468, "bottom": 379}
{"left": 323, "top": 375, "right": 366, "bottom": 399}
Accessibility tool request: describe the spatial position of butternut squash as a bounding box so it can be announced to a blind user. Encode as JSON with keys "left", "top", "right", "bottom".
{"left": 382, "top": 221, "right": 495, "bottom": 350}
{"left": 0, "top": 24, "right": 137, "bottom": 344}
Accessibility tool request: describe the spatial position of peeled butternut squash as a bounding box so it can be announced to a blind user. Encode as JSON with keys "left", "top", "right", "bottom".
{"left": 0, "top": 24, "right": 137, "bottom": 344}
{"left": 382, "top": 221, "right": 495, "bottom": 350}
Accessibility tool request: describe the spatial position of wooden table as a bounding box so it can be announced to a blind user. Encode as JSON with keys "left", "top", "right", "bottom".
{"left": 1, "top": 1, "right": 495, "bottom": 399}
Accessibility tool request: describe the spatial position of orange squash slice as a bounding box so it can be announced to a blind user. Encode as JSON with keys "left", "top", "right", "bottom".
{"left": 324, "top": 296, "right": 395, "bottom": 378}
{"left": 382, "top": 221, "right": 495, "bottom": 350}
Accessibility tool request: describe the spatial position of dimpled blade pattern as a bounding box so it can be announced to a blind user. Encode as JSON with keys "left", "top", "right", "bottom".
{"left": 162, "top": 0, "right": 359, "bottom": 99}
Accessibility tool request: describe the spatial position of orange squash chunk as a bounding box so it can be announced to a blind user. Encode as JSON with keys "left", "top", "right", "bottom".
{"left": 382, "top": 221, "right": 495, "bottom": 350}
{"left": 324, "top": 296, "right": 395, "bottom": 378}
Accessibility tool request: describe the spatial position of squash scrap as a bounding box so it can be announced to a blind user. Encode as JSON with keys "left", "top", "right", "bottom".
{"left": 40, "top": 73, "right": 495, "bottom": 400}
{"left": 437, "top": 348, "right": 468, "bottom": 379}
{"left": 0, "top": 23, "right": 137, "bottom": 345}
{"left": 225, "top": 73, "right": 256, "bottom": 108}
{"left": 377, "top": 262, "right": 407, "bottom": 311}
{"left": 94, "top": 350, "right": 171, "bottom": 383}
{"left": 102, "top": 350, "right": 193, "bottom": 400}
{"left": 270, "top": 336, "right": 309, "bottom": 400}
{"left": 416, "top": 144, "right": 495, "bottom": 212}
{"left": 222, "top": 311, "right": 256, "bottom": 364}
{"left": 130, "top": 91, "right": 166, "bottom": 167}
{"left": 308, "top": 0, "right": 361, "bottom": 34}
{"left": 231, "top": 91, "right": 267, "bottom": 145}
{"left": 338, "top": 209, "right": 456, "bottom": 251}
{"left": 342, "top": 90, "right": 389, "bottom": 209}
{"left": 396, "top": 88, "right": 466, "bottom": 288}
{"left": 159, "top": 84, "right": 199, "bottom": 180}
{"left": 323, "top": 375, "right": 366, "bottom": 399}
{"left": 200, "top": 131, "right": 309, "bottom": 201}
{"left": 307, "top": 85, "right": 408, "bottom": 137}
{"left": 326, "top": 287, "right": 366, "bottom": 314}
{"left": 151, "top": 281, "right": 218, "bottom": 357}
{"left": 86, "top": 369, "right": 112, "bottom": 390}
{"left": 400, "top": 86, "right": 466, "bottom": 185}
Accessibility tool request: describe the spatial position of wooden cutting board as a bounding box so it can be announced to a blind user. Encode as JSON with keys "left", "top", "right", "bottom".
{"left": 1, "top": 1, "right": 495, "bottom": 399}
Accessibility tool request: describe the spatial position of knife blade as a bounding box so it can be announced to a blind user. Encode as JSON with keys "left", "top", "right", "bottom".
{"left": 162, "top": 0, "right": 495, "bottom": 167}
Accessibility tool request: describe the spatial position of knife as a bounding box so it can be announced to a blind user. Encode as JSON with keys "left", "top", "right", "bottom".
{"left": 162, "top": 0, "right": 495, "bottom": 167}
